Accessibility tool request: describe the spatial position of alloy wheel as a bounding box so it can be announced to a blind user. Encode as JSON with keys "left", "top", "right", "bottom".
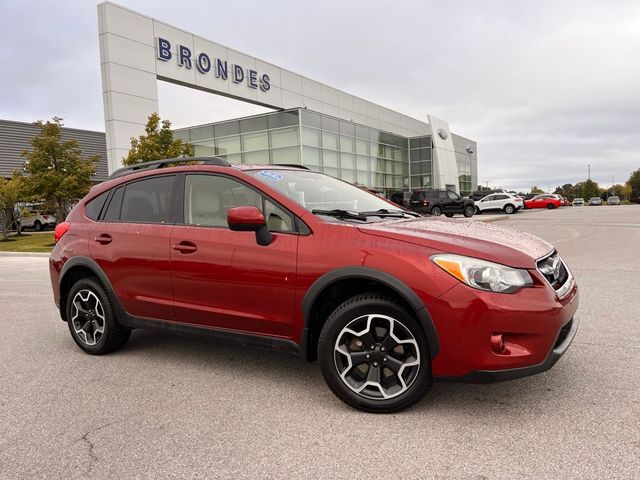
{"left": 71, "top": 289, "right": 106, "bottom": 346}
{"left": 334, "top": 314, "right": 420, "bottom": 400}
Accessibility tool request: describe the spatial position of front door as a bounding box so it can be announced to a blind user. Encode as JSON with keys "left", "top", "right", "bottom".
{"left": 170, "top": 173, "right": 298, "bottom": 339}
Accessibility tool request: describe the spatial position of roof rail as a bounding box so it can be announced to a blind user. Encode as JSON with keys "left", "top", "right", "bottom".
{"left": 271, "top": 164, "right": 309, "bottom": 170}
{"left": 108, "top": 157, "right": 230, "bottom": 180}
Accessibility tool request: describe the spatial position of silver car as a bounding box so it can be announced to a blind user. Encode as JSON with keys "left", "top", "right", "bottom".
{"left": 572, "top": 198, "right": 585, "bottom": 206}
{"left": 607, "top": 196, "right": 621, "bottom": 205}
{"left": 589, "top": 197, "right": 602, "bottom": 206}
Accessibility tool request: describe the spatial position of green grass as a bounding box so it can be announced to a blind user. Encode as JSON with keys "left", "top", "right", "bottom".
{"left": 0, "top": 233, "right": 55, "bottom": 252}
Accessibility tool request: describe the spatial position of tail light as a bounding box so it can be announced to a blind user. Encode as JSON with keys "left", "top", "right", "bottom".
{"left": 54, "top": 222, "right": 70, "bottom": 243}
{"left": 422, "top": 199, "right": 430, "bottom": 206}
{"left": 43, "top": 215, "right": 49, "bottom": 220}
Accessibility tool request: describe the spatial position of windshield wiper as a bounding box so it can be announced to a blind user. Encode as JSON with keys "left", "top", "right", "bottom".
{"left": 359, "top": 208, "right": 421, "bottom": 218}
{"left": 311, "top": 209, "right": 368, "bottom": 221}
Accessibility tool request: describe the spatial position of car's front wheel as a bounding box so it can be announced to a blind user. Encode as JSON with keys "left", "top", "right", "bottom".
{"left": 463, "top": 205, "right": 475, "bottom": 217}
{"left": 66, "top": 277, "right": 131, "bottom": 355}
{"left": 34, "top": 220, "right": 42, "bottom": 231}
{"left": 318, "top": 294, "right": 432, "bottom": 413}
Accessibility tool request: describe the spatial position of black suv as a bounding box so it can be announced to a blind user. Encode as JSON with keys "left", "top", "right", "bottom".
{"left": 408, "top": 189, "right": 475, "bottom": 217}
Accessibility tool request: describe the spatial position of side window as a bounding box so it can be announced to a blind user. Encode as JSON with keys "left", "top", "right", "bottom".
{"left": 264, "top": 199, "right": 293, "bottom": 232}
{"left": 447, "top": 191, "right": 459, "bottom": 200}
{"left": 102, "top": 187, "right": 124, "bottom": 222}
{"left": 85, "top": 191, "right": 109, "bottom": 220}
{"left": 495, "top": 194, "right": 509, "bottom": 200}
{"left": 120, "top": 176, "right": 175, "bottom": 224}
{"left": 439, "top": 191, "right": 449, "bottom": 200}
{"left": 184, "top": 174, "right": 293, "bottom": 232}
{"left": 483, "top": 195, "right": 495, "bottom": 202}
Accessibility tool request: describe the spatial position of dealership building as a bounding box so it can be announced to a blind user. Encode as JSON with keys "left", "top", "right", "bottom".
{"left": 1, "top": 2, "right": 478, "bottom": 197}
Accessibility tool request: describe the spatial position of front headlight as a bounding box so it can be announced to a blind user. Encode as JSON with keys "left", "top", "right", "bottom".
{"left": 431, "top": 254, "right": 533, "bottom": 293}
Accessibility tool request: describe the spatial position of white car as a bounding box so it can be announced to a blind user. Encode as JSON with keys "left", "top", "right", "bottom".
{"left": 17, "top": 211, "right": 57, "bottom": 231}
{"left": 475, "top": 192, "right": 523, "bottom": 214}
{"left": 572, "top": 198, "right": 585, "bottom": 206}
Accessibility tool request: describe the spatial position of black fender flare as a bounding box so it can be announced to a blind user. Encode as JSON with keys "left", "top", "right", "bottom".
{"left": 301, "top": 266, "right": 439, "bottom": 359}
{"left": 59, "top": 256, "right": 125, "bottom": 321}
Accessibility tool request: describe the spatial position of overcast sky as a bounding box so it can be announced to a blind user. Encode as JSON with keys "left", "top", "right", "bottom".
{"left": 1, "top": 0, "right": 639, "bottom": 191}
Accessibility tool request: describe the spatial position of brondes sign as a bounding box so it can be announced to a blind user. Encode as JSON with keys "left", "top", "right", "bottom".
{"left": 156, "top": 37, "right": 271, "bottom": 92}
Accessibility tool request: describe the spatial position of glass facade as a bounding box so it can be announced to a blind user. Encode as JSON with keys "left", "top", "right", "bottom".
{"left": 456, "top": 154, "right": 472, "bottom": 197}
{"left": 174, "top": 109, "right": 474, "bottom": 197}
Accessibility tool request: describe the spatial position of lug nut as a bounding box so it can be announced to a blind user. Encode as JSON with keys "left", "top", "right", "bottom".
{"left": 366, "top": 354, "right": 370, "bottom": 359}
{"left": 383, "top": 357, "right": 387, "bottom": 362}
{"left": 370, "top": 345, "right": 375, "bottom": 350}
{"left": 380, "top": 346, "right": 385, "bottom": 352}
{"left": 373, "top": 362, "right": 379, "bottom": 367}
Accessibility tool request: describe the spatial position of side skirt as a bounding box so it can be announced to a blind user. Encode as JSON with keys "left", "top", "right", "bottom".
{"left": 119, "top": 315, "right": 300, "bottom": 356}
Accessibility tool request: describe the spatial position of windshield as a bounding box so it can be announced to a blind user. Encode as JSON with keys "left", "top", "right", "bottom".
{"left": 249, "top": 169, "right": 399, "bottom": 214}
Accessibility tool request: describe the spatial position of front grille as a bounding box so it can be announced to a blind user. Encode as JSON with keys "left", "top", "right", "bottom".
{"left": 537, "top": 251, "right": 570, "bottom": 292}
{"left": 554, "top": 318, "right": 573, "bottom": 348}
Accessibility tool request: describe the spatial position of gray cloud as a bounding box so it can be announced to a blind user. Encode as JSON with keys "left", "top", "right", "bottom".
{"left": 1, "top": 0, "right": 638, "bottom": 191}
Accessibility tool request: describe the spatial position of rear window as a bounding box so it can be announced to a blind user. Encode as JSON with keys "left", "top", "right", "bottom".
{"left": 120, "top": 176, "right": 175, "bottom": 223}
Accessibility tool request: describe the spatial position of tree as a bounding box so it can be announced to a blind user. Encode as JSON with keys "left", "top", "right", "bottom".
{"left": 0, "top": 172, "right": 25, "bottom": 240}
{"left": 123, "top": 113, "right": 194, "bottom": 165}
{"left": 574, "top": 179, "right": 599, "bottom": 200}
{"left": 21, "top": 117, "right": 98, "bottom": 222}
{"left": 554, "top": 183, "right": 575, "bottom": 201}
{"left": 530, "top": 186, "right": 545, "bottom": 194}
{"left": 476, "top": 185, "right": 491, "bottom": 192}
{"left": 627, "top": 168, "right": 640, "bottom": 203}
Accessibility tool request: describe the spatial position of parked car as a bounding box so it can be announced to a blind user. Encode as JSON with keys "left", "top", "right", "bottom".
{"left": 572, "top": 198, "right": 585, "bottom": 206}
{"left": 50, "top": 158, "right": 579, "bottom": 413}
{"left": 408, "top": 188, "right": 475, "bottom": 217}
{"left": 524, "top": 195, "right": 562, "bottom": 210}
{"left": 470, "top": 189, "right": 508, "bottom": 202}
{"left": 17, "top": 210, "right": 57, "bottom": 231}
{"left": 475, "top": 192, "right": 523, "bottom": 214}
{"left": 588, "top": 197, "right": 602, "bottom": 206}
{"left": 607, "top": 196, "right": 620, "bottom": 205}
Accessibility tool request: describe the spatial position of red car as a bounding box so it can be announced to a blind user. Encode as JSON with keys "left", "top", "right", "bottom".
{"left": 50, "top": 158, "right": 579, "bottom": 413}
{"left": 524, "top": 194, "right": 563, "bottom": 209}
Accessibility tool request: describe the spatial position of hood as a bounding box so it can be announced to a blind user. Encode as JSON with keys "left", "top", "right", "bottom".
{"left": 358, "top": 217, "right": 553, "bottom": 268}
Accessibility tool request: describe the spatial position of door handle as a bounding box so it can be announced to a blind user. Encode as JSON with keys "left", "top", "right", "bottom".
{"left": 172, "top": 241, "right": 197, "bottom": 254}
{"left": 94, "top": 234, "right": 112, "bottom": 245}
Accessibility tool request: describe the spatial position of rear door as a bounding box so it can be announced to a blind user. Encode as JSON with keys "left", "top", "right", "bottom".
{"left": 89, "top": 175, "right": 176, "bottom": 321}
{"left": 170, "top": 173, "right": 298, "bottom": 338}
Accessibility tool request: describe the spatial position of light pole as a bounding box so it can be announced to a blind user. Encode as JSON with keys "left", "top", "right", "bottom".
{"left": 587, "top": 164, "right": 591, "bottom": 181}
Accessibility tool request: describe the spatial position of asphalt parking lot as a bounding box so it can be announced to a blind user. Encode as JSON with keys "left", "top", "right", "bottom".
{"left": 1, "top": 205, "right": 639, "bottom": 479}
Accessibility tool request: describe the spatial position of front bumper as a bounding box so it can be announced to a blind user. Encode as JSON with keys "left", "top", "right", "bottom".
{"left": 439, "top": 315, "right": 579, "bottom": 383}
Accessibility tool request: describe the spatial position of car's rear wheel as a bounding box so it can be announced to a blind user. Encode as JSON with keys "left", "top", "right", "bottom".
{"left": 318, "top": 294, "right": 432, "bottom": 413}
{"left": 463, "top": 205, "right": 474, "bottom": 217}
{"left": 66, "top": 277, "right": 131, "bottom": 355}
{"left": 34, "top": 221, "right": 42, "bottom": 231}
{"left": 546, "top": 203, "right": 555, "bottom": 209}
{"left": 430, "top": 206, "right": 442, "bottom": 216}
{"left": 504, "top": 204, "right": 516, "bottom": 214}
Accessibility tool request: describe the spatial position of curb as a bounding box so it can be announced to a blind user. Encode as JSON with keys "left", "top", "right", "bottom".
{"left": 0, "top": 251, "right": 51, "bottom": 258}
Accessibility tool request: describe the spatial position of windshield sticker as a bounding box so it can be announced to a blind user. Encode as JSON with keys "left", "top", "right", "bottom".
{"left": 258, "top": 170, "right": 283, "bottom": 181}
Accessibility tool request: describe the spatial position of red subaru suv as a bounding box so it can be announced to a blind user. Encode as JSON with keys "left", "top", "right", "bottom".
{"left": 50, "top": 158, "right": 579, "bottom": 412}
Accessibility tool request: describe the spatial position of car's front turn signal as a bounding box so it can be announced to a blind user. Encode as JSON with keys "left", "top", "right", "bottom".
{"left": 431, "top": 254, "right": 533, "bottom": 293}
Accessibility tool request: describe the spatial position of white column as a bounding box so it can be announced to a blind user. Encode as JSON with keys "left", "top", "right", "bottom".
{"left": 98, "top": 2, "right": 159, "bottom": 174}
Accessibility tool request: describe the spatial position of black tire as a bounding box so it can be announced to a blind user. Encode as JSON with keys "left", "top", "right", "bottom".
{"left": 444, "top": 213, "right": 454, "bottom": 218}
{"left": 463, "top": 205, "right": 474, "bottom": 217}
{"left": 546, "top": 203, "right": 555, "bottom": 209}
{"left": 66, "top": 277, "right": 131, "bottom": 355}
{"left": 34, "top": 220, "right": 42, "bottom": 231}
{"left": 318, "top": 293, "right": 432, "bottom": 413}
{"left": 504, "top": 204, "right": 516, "bottom": 214}
{"left": 430, "top": 206, "right": 442, "bottom": 216}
